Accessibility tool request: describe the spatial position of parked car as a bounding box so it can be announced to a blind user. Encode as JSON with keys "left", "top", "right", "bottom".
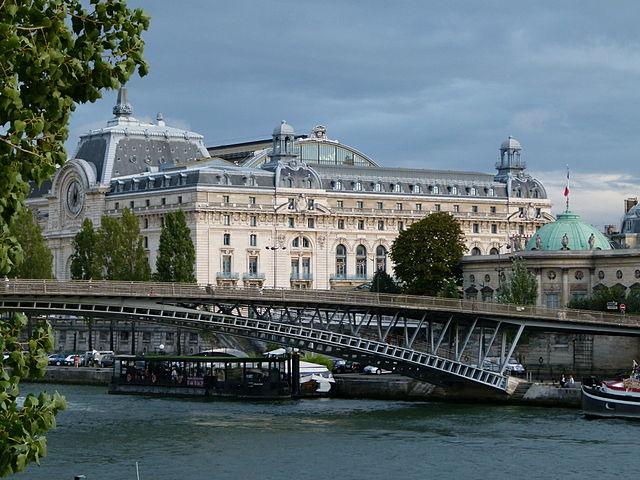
{"left": 507, "top": 358, "right": 526, "bottom": 374}
{"left": 99, "top": 354, "right": 115, "bottom": 368}
{"left": 332, "top": 360, "right": 363, "bottom": 374}
{"left": 64, "top": 353, "right": 85, "bottom": 366}
{"left": 363, "top": 365, "right": 392, "bottom": 375}
{"left": 48, "top": 354, "right": 67, "bottom": 366}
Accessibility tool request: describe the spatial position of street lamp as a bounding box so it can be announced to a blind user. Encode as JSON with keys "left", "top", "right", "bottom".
{"left": 495, "top": 244, "right": 511, "bottom": 290}
{"left": 266, "top": 243, "right": 286, "bottom": 289}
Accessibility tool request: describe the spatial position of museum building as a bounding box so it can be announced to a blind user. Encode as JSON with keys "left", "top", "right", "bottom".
{"left": 27, "top": 87, "right": 553, "bottom": 293}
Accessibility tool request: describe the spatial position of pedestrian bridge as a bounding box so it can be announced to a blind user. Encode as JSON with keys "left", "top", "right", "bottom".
{"left": 1, "top": 279, "right": 638, "bottom": 395}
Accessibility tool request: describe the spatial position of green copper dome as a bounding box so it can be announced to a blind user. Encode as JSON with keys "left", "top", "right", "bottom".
{"left": 525, "top": 210, "right": 611, "bottom": 251}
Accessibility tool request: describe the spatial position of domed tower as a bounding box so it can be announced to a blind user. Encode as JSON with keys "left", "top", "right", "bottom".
{"left": 268, "top": 120, "right": 297, "bottom": 164}
{"left": 526, "top": 211, "right": 611, "bottom": 251}
{"left": 495, "top": 136, "right": 525, "bottom": 180}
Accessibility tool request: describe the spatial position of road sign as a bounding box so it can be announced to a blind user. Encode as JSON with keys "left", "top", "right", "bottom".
{"left": 607, "top": 301, "right": 618, "bottom": 310}
{"left": 621, "top": 303, "right": 626, "bottom": 312}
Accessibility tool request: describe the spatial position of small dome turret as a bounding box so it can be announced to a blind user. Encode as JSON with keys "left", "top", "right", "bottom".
{"left": 273, "top": 120, "right": 295, "bottom": 136}
{"left": 500, "top": 135, "right": 521, "bottom": 150}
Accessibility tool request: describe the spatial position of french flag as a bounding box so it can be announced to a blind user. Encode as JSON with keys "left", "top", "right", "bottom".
{"left": 564, "top": 167, "right": 570, "bottom": 197}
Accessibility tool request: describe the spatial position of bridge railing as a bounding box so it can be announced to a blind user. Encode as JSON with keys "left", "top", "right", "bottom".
{"left": 1, "top": 279, "right": 637, "bottom": 328}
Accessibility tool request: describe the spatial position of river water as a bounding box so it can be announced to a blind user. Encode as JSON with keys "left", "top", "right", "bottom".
{"left": 15, "top": 383, "right": 639, "bottom": 480}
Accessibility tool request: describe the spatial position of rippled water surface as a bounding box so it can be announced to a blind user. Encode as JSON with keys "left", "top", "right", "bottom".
{"left": 15, "top": 383, "right": 640, "bottom": 480}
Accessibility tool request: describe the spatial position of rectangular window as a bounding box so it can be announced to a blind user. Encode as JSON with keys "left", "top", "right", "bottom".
{"left": 307, "top": 218, "right": 315, "bottom": 228}
{"left": 248, "top": 256, "right": 258, "bottom": 275}
{"left": 161, "top": 198, "right": 166, "bottom": 206}
{"left": 473, "top": 223, "right": 479, "bottom": 233}
{"left": 120, "top": 331, "right": 129, "bottom": 341}
{"left": 223, "top": 195, "right": 230, "bottom": 203}
{"left": 398, "top": 221, "right": 404, "bottom": 231}
{"left": 337, "top": 200, "right": 344, "bottom": 208}
{"left": 415, "top": 203, "right": 422, "bottom": 211}
{"left": 519, "top": 225, "right": 525, "bottom": 234}
{"left": 223, "top": 233, "right": 231, "bottom": 246}
{"left": 545, "top": 293, "right": 560, "bottom": 308}
{"left": 250, "top": 215, "right": 257, "bottom": 227}
{"left": 189, "top": 332, "right": 198, "bottom": 344}
{"left": 223, "top": 215, "right": 230, "bottom": 226}
{"left": 144, "top": 218, "right": 149, "bottom": 229}
{"left": 376, "top": 202, "right": 383, "bottom": 210}
{"left": 308, "top": 199, "right": 315, "bottom": 210}
{"left": 519, "top": 207, "right": 525, "bottom": 217}
{"left": 536, "top": 208, "right": 541, "bottom": 218}
{"left": 249, "top": 234, "right": 257, "bottom": 246}
{"left": 288, "top": 198, "right": 295, "bottom": 209}
{"left": 291, "top": 258, "right": 299, "bottom": 278}
{"left": 115, "top": 202, "right": 119, "bottom": 210}
{"left": 165, "top": 332, "right": 174, "bottom": 343}
{"left": 145, "top": 199, "right": 150, "bottom": 207}
{"left": 471, "top": 205, "right": 478, "bottom": 213}
{"left": 144, "top": 236, "right": 148, "bottom": 249}
{"left": 130, "top": 200, "right": 134, "bottom": 209}
{"left": 178, "top": 196, "right": 182, "bottom": 204}
{"left": 249, "top": 196, "right": 256, "bottom": 205}
{"left": 378, "top": 220, "right": 384, "bottom": 231}
{"left": 288, "top": 217, "right": 295, "bottom": 228}
{"left": 453, "top": 205, "right": 459, "bottom": 213}
{"left": 338, "top": 219, "right": 345, "bottom": 229}
{"left": 356, "top": 201, "right": 364, "bottom": 209}
{"left": 434, "top": 204, "right": 441, "bottom": 212}
{"left": 222, "top": 255, "right": 232, "bottom": 274}
{"left": 142, "top": 332, "right": 151, "bottom": 343}
{"left": 490, "top": 206, "right": 496, "bottom": 214}
{"left": 396, "top": 203, "right": 403, "bottom": 211}
{"left": 161, "top": 217, "right": 164, "bottom": 227}
{"left": 358, "top": 220, "right": 365, "bottom": 230}
{"left": 491, "top": 224, "right": 497, "bottom": 234}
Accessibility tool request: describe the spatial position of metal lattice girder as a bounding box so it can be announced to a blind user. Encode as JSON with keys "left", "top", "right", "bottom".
{"left": 0, "top": 296, "right": 510, "bottom": 391}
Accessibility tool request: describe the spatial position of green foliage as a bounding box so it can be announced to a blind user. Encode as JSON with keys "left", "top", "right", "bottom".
{"left": 0, "top": 1, "right": 148, "bottom": 473}
{"left": 7, "top": 207, "right": 53, "bottom": 279}
{"left": 370, "top": 269, "right": 401, "bottom": 294}
{"left": 96, "top": 209, "right": 150, "bottom": 281}
{"left": 154, "top": 209, "right": 196, "bottom": 283}
{"left": 568, "top": 285, "right": 635, "bottom": 312}
{"left": 390, "top": 212, "right": 467, "bottom": 296}
{"left": 70, "top": 218, "right": 102, "bottom": 280}
{"left": 497, "top": 256, "right": 538, "bottom": 305}
{"left": 0, "top": 313, "right": 66, "bottom": 477}
{"left": 0, "top": 0, "right": 149, "bottom": 275}
{"left": 301, "top": 352, "right": 333, "bottom": 370}
{"left": 438, "top": 277, "right": 462, "bottom": 298}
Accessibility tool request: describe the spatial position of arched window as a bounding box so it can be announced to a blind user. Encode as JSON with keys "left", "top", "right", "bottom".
{"left": 292, "top": 237, "right": 299, "bottom": 248}
{"left": 375, "top": 245, "right": 387, "bottom": 272}
{"left": 285, "top": 177, "right": 293, "bottom": 188}
{"left": 413, "top": 184, "right": 422, "bottom": 194}
{"left": 356, "top": 245, "right": 367, "bottom": 278}
{"left": 354, "top": 181, "right": 362, "bottom": 191}
{"left": 302, "top": 237, "right": 310, "bottom": 248}
{"left": 305, "top": 178, "right": 312, "bottom": 189}
{"left": 334, "top": 180, "right": 343, "bottom": 190}
{"left": 489, "top": 247, "right": 499, "bottom": 255}
{"left": 471, "top": 247, "right": 481, "bottom": 256}
{"left": 335, "top": 244, "right": 347, "bottom": 278}
{"left": 374, "top": 182, "right": 383, "bottom": 192}
{"left": 393, "top": 184, "right": 402, "bottom": 193}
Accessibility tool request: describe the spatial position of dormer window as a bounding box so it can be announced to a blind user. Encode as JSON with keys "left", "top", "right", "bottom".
{"left": 354, "top": 181, "right": 362, "bottom": 191}
{"left": 412, "top": 184, "right": 422, "bottom": 194}
{"left": 451, "top": 186, "right": 458, "bottom": 195}
{"left": 488, "top": 187, "right": 495, "bottom": 196}
{"left": 470, "top": 187, "right": 477, "bottom": 196}
{"left": 285, "top": 177, "right": 293, "bottom": 188}
{"left": 334, "top": 180, "right": 343, "bottom": 190}
{"left": 374, "top": 182, "right": 383, "bottom": 192}
{"left": 393, "top": 183, "right": 402, "bottom": 193}
{"left": 432, "top": 185, "right": 439, "bottom": 194}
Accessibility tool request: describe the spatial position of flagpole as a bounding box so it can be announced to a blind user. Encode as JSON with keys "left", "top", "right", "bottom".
{"left": 564, "top": 165, "right": 570, "bottom": 211}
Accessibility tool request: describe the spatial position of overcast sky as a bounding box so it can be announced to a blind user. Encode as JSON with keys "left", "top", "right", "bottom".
{"left": 68, "top": 0, "right": 640, "bottom": 229}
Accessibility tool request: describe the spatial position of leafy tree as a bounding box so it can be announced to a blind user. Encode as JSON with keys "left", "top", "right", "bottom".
{"left": 0, "top": 1, "right": 148, "bottom": 473}
{"left": 70, "top": 218, "right": 102, "bottom": 280}
{"left": 97, "top": 209, "right": 150, "bottom": 281}
{"left": 390, "top": 212, "right": 467, "bottom": 296}
{"left": 154, "top": 209, "right": 196, "bottom": 283}
{"left": 568, "top": 285, "right": 631, "bottom": 312}
{"left": 7, "top": 207, "right": 53, "bottom": 279}
{"left": 370, "top": 269, "right": 401, "bottom": 294}
{"left": 0, "top": 314, "right": 66, "bottom": 478}
{"left": 0, "top": 0, "right": 149, "bottom": 275}
{"left": 497, "top": 256, "right": 538, "bottom": 305}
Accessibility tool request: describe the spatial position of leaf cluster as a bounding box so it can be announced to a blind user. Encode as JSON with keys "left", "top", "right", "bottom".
{"left": 497, "top": 256, "right": 538, "bottom": 305}
{"left": 0, "top": 0, "right": 149, "bottom": 274}
{"left": 568, "top": 285, "right": 640, "bottom": 313}
{"left": 0, "top": 313, "right": 66, "bottom": 477}
{"left": 7, "top": 207, "right": 53, "bottom": 279}
{"left": 390, "top": 212, "right": 467, "bottom": 296}
{"left": 71, "top": 208, "right": 150, "bottom": 280}
{"left": 154, "top": 209, "right": 196, "bottom": 283}
{"left": 369, "top": 269, "right": 401, "bottom": 294}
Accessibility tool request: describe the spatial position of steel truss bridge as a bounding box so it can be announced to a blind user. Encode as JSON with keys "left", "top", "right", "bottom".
{"left": 1, "top": 279, "right": 639, "bottom": 395}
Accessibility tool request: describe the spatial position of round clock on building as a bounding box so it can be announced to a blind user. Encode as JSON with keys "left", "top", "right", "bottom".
{"left": 65, "top": 180, "right": 84, "bottom": 216}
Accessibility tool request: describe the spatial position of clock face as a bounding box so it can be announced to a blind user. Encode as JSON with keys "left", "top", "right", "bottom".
{"left": 66, "top": 180, "right": 83, "bottom": 216}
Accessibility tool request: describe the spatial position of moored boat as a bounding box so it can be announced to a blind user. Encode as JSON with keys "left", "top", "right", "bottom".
{"left": 581, "top": 375, "right": 640, "bottom": 419}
